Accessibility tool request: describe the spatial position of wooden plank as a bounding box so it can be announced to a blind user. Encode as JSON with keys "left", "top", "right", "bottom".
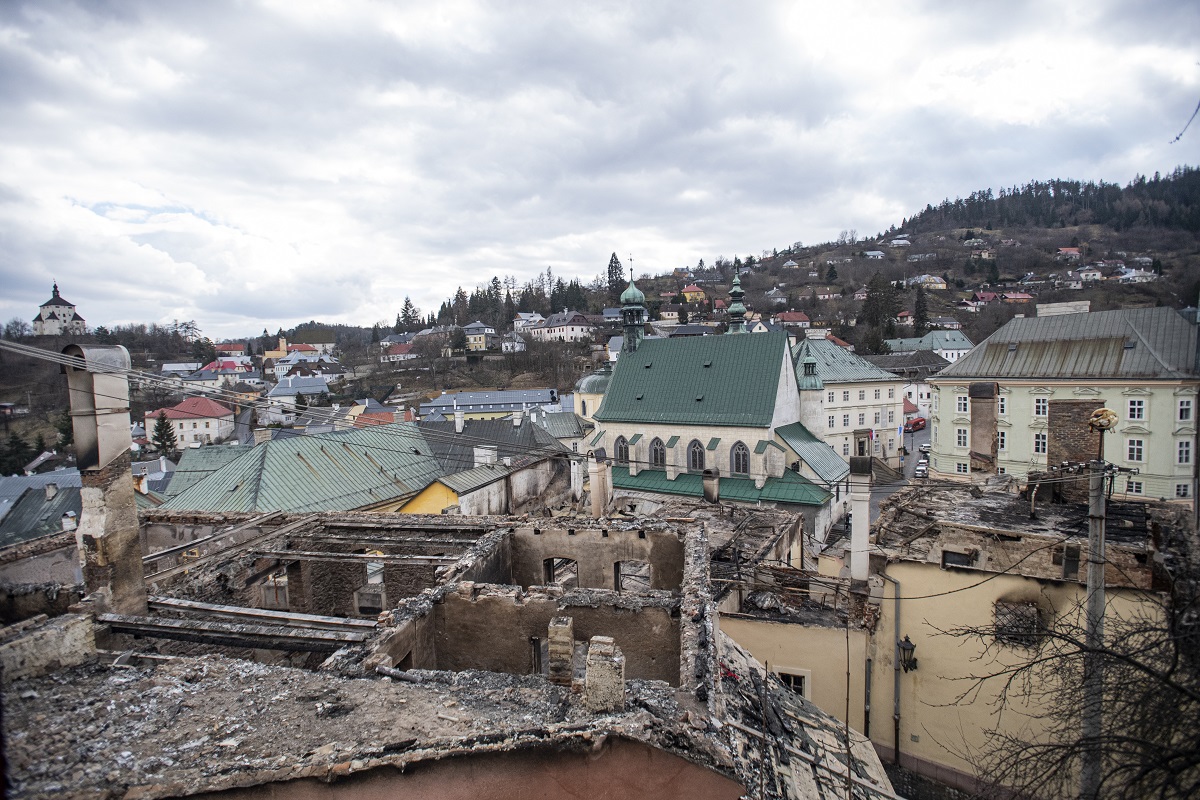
{"left": 251, "top": 550, "right": 459, "bottom": 565}
{"left": 144, "top": 515, "right": 318, "bottom": 583}
{"left": 142, "top": 511, "right": 285, "bottom": 563}
{"left": 146, "top": 596, "right": 377, "bottom": 630}
{"left": 98, "top": 613, "right": 369, "bottom": 653}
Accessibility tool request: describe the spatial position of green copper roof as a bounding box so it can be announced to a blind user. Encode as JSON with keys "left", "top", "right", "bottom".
{"left": 161, "top": 425, "right": 445, "bottom": 513}
{"left": 610, "top": 466, "right": 830, "bottom": 507}
{"left": 594, "top": 331, "right": 792, "bottom": 427}
{"left": 575, "top": 364, "right": 614, "bottom": 394}
{"left": 774, "top": 421, "right": 850, "bottom": 484}
{"left": 620, "top": 279, "right": 646, "bottom": 306}
{"left": 164, "top": 445, "right": 254, "bottom": 498}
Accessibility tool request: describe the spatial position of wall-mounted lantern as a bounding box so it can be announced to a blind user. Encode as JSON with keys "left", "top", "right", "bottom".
{"left": 899, "top": 635, "right": 918, "bottom": 673}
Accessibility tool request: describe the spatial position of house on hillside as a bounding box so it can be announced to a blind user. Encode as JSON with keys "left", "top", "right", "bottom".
{"left": 144, "top": 398, "right": 236, "bottom": 446}
{"left": 463, "top": 321, "right": 499, "bottom": 351}
{"left": 528, "top": 311, "right": 593, "bottom": 343}
{"left": 32, "top": 283, "right": 86, "bottom": 336}
{"left": 884, "top": 329, "right": 974, "bottom": 363}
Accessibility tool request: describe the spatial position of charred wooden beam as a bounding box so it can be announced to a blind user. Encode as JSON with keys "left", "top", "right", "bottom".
{"left": 146, "top": 596, "right": 377, "bottom": 630}
{"left": 97, "top": 613, "right": 370, "bottom": 652}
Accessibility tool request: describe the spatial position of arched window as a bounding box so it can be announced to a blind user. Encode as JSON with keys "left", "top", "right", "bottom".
{"left": 614, "top": 436, "right": 629, "bottom": 464}
{"left": 650, "top": 438, "right": 666, "bottom": 468}
{"left": 731, "top": 441, "right": 750, "bottom": 475}
{"left": 688, "top": 440, "right": 705, "bottom": 472}
{"left": 580, "top": 399, "right": 587, "bottom": 416}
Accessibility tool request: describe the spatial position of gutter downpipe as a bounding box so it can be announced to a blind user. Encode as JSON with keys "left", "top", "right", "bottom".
{"left": 879, "top": 571, "right": 902, "bottom": 765}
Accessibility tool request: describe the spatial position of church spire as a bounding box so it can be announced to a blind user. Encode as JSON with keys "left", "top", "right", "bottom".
{"left": 620, "top": 264, "right": 646, "bottom": 354}
{"left": 726, "top": 268, "right": 747, "bottom": 334}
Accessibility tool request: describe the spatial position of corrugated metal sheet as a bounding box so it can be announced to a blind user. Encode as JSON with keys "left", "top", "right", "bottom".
{"left": 793, "top": 339, "right": 899, "bottom": 384}
{"left": 593, "top": 332, "right": 790, "bottom": 427}
{"left": 885, "top": 330, "right": 974, "bottom": 352}
{"left": 938, "top": 307, "right": 1198, "bottom": 380}
{"left": 161, "top": 424, "right": 445, "bottom": 513}
{"left": 438, "top": 463, "right": 515, "bottom": 494}
{"left": 0, "top": 486, "right": 81, "bottom": 547}
{"left": 774, "top": 422, "right": 850, "bottom": 484}
{"left": 164, "top": 446, "right": 253, "bottom": 498}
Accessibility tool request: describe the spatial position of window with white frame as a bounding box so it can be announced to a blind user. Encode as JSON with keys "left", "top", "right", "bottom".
{"left": 888, "top": 410, "right": 894, "bottom": 424}
{"left": 956, "top": 462, "right": 969, "bottom": 474}
{"left": 956, "top": 395, "right": 968, "bottom": 413}
{"left": 842, "top": 442, "right": 850, "bottom": 456}
{"left": 1034, "top": 397, "right": 1048, "bottom": 416}
{"left": 956, "top": 428, "right": 968, "bottom": 447}
{"left": 843, "top": 414, "right": 850, "bottom": 427}
{"left": 1034, "top": 432, "right": 1047, "bottom": 454}
{"left": 888, "top": 388, "right": 895, "bottom": 399}
{"left": 828, "top": 415, "right": 836, "bottom": 429}
{"left": 1181, "top": 399, "right": 1194, "bottom": 422}
{"left": 874, "top": 412, "right": 880, "bottom": 424}
{"left": 859, "top": 390, "right": 866, "bottom": 401}
{"left": 998, "top": 430, "right": 1006, "bottom": 451}
{"left": 1127, "top": 439, "right": 1144, "bottom": 462}
{"left": 1128, "top": 399, "right": 1145, "bottom": 421}
{"left": 998, "top": 396, "right": 1007, "bottom": 415}
{"left": 1126, "top": 480, "right": 1143, "bottom": 495}
{"left": 858, "top": 413, "right": 865, "bottom": 426}
{"left": 842, "top": 391, "right": 850, "bottom": 402}
{"left": 1180, "top": 441, "right": 1193, "bottom": 465}
{"left": 1177, "top": 483, "right": 1192, "bottom": 499}
{"left": 932, "top": 394, "right": 939, "bottom": 412}
{"left": 874, "top": 389, "right": 881, "bottom": 399}
{"left": 827, "top": 391, "right": 835, "bottom": 404}
{"left": 888, "top": 437, "right": 895, "bottom": 450}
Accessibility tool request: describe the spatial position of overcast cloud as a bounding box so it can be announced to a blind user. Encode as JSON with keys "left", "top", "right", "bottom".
{"left": 1, "top": 0, "right": 1197, "bottom": 338}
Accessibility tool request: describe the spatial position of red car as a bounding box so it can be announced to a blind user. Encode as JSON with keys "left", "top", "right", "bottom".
{"left": 904, "top": 417, "right": 927, "bottom": 432}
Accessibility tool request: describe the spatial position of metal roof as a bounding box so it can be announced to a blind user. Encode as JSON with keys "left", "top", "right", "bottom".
{"left": 420, "top": 389, "right": 556, "bottom": 414}
{"left": 160, "top": 425, "right": 445, "bottom": 513}
{"left": 417, "top": 419, "right": 567, "bottom": 474}
{"left": 937, "top": 307, "right": 1198, "bottom": 381}
{"left": 163, "top": 446, "right": 254, "bottom": 498}
{"left": 593, "top": 331, "right": 792, "bottom": 428}
{"left": 0, "top": 471, "right": 81, "bottom": 524}
{"left": 0, "top": 485, "right": 81, "bottom": 547}
{"left": 436, "top": 462, "right": 517, "bottom": 494}
{"left": 792, "top": 338, "right": 899, "bottom": 384}
{"left": 884, "top": 330, "right": 974, "bottom": 352}
{"left": 774, "top": 422, "right": 850, "bottom": 484}
{"left": 530, "top": 410, "right": 592, "bottom": 440}
{"left": 610, "top": 466, "right": 830, "bottom": 507}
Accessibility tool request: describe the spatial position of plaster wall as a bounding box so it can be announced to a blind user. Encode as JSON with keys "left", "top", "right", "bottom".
{"left": 817, "top": 380, "right": 906, "bottom": 466}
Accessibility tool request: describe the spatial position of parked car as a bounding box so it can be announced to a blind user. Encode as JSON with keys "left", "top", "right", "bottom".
{"left": 904, "top": 417, "right": 927, "bottom": 432}
{"left": 919, "top": 443, "right": 931, "bottom": 454}
{"left": 914, "top": 464, "right": 928, "bottom": 478}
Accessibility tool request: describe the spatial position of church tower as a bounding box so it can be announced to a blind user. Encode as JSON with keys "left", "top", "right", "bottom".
{"left": 726, "top": 269, "right": 748, "bottom": 334}
{"left": 620, "top": 270, "right": 646, "bottom": 354}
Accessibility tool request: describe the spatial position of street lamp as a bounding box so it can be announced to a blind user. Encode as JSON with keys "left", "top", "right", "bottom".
{"left": 898, "top": 635, "right": 918, "bottom": 672}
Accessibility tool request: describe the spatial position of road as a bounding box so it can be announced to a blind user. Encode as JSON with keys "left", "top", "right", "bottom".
{"left": 868, "top": 423, "right": 931, "bottom": 521}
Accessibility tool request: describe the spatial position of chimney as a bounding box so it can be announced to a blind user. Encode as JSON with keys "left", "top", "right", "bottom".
{"left": 61, "top": 511, "right": 77, "bottom": 532}
{"left": 512, "top": 409, "right": 523, "bottom": 428}
{"left": 158, "top": 455, "right": 167, "bottom": 473}
{"left": 454, "top": 409, "right": 465, "bottom": 434}
{"left": 702, "top": 469, "right": 720, "bottom": 503}
{"left": 848, "top": 456, "right": 872, "bottom": 585}
{"left": 473, "top": 445, "right": 498, "bottom": 468}
{"left": 44, "top": 483, "right": 58, "bottom": 501}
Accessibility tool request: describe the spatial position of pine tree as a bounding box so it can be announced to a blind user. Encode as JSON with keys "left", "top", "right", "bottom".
{"left": 826, "top": 263, "right": 839, "bottom": 282}
{"left": 151, "top": 411, "right": 178, "bottom": 455}
{"left": 913, "top": 285, "right": 930, "bottom": 337}
{"left": 607, "top": 253, "right": 625, "bottom": 303}
{"left": 401, "top": 296, "right": 420, "bottom": 330}
{"left": 295, "top": 392, "right": 308, "bottom": 412}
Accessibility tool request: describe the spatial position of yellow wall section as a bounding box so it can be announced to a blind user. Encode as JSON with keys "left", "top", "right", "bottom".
{"left": 399, "top": 482, "right": 460, "bottom": 514}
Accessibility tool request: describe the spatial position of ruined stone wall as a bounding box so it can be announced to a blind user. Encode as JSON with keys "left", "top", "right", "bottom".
{"left": 932, "top": 523, "right": 1153, "bottom": 589}
{"left": 509, "top": 527, "right": 684, "bottom": 591}
{"left": 1047, "top": 399, "right": 1107, "bottom": 503}
{"left": 456, "top": 535, "right": 511, "bottom": 585}
{"left": 0, "top": 614, "right": 95, "bottom": 683}
{"left": 433, "top": 585, "right": 681, "bottom": 684}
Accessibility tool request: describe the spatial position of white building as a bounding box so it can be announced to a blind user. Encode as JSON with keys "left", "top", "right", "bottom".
{"left": 145, "top": 397, "right": 236, "bottom": 446}
{"left": 927, "top": 307, "right": 1198, "bottom": 504}
{"left": 528, "top": 310, "right": 594, "bottom": 343}
{"left": 32, "top": 284, "right": 86, "bottom": 336}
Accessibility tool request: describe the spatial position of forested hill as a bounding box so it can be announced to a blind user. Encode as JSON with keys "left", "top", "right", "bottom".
{"left": 904, "top": 165, "right": 1200, "bottom": 234}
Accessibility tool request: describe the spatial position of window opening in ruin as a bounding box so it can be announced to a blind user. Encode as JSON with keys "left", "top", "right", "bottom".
{"left": 1053, "top": 544, "right": 1081, "bottom": 580}
{"left": 941, "top": 550, "right": 974, "bottom": 568}
{"left": 542, "top": 557, "right": 578, "bottom": 589}
{"left": 995, "top": 601, "right": 1041, "bottom": 647}
{"left": 614, "top": 560, "right": 651, "bottom": 592}
{"left": 260, "top": 570, "right": 288, "bottom": 610}
{"left": 778, "top": 671, "right": 807, "bottom": 697}
{"left": 530, "top": 637, "right": 544, "bottom": 675}
{"left": 366, "top": 550, "right": 385, "bottom": 585}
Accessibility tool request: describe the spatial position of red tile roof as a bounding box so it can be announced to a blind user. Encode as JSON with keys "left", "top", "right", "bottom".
{"left": 776, "top": 311, "right": 810, "bottom": 323}
{"left": 288, "top": 343, "right": 318, "bottom": 352}
{"left": 903, "top": 398, "right": 918, "bottom": 414}
{"left": 149, "top": 397, "right": 234, "bottom": 421}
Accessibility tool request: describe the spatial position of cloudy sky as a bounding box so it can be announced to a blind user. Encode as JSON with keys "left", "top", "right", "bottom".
{"left": 1, "top": 1, "right": 1197, "bottom": 339}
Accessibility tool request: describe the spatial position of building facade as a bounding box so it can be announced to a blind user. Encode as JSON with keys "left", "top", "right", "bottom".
{"left": 32, "top": 284, "right": 86, "bottom": 336}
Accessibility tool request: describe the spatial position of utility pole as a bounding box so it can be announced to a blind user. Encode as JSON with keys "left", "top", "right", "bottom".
{"left": 1080, "top": 458, "right": 1106, "bottom": 800}
{"left": 1080, "top": 407, "right": 1117, "bottom": 800}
